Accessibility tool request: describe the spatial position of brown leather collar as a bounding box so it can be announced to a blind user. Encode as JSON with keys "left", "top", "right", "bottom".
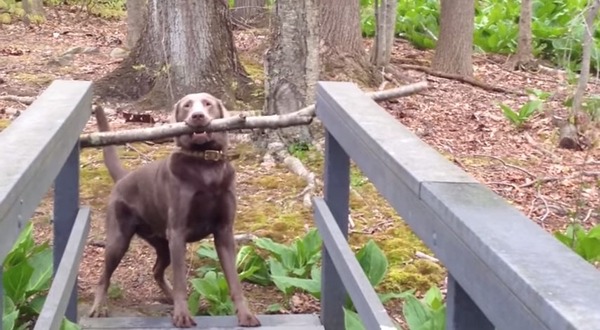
{"left": 177, "top": 149, "right": 240, "bottom": 161}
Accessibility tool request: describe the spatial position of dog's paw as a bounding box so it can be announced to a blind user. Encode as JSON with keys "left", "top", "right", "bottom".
{"left": 88, "top": 305, "right": 109, "bottom": 318}
{"left": 171, "top": 309, "right": 197, "bottom": 328}
{"left": 237, "top": 312, "right": 261, "bottom": 327}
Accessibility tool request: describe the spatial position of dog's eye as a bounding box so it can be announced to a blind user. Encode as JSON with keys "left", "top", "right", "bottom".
{"left": 183, "top": 102, "right": 192, "bottom": 108}
{"left": 202, "top": 100, "right": 211, "bottom": 107}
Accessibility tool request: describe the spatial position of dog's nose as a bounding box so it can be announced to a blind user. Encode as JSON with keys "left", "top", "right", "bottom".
{"left": 191, "top": 112, "right": 205, "bottom": 120}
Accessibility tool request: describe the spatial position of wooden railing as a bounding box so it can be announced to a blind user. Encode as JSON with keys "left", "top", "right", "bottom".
{"left": 0, "top": 80, "right": 93, "bottom": 330}
{"left": 313, "top": 81, "right": 600, "bottom": 330}
{"left": 2, "top": 79, "right": 600, "bottom": 330}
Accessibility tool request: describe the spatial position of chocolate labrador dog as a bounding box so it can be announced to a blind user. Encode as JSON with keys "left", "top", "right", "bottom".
{"left": 88, "top": 93, "right": 261, "bottom": 328}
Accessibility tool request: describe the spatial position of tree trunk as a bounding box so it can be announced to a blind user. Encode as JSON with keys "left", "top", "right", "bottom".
{"left": 431, "top": 0, "right": 474, "bottom": 76}
{"left": 508, "top": 0, "right": 535, "bottom": 69}
{"left": 370, "top": 0, "right": 398, "bottom": 68}
{"left": 95, "top": 0, "right": 251, "bottom": 110}
{"left": 22, "top": 0, "right": 45, "bottom": 24}
{"left": 232, "top": 0, "right": 267, "bottom": 25}
{"left": 264, "top": 0, "right": 318, "bottom": 144}
{"left": 126, "top": 0, "right": 147, "bottom": 49}
{"left": 559, "top": 0, "right": 600, "bottom": 149}
{"left": 319, "top": 0, "right": 377, "bottom": 85}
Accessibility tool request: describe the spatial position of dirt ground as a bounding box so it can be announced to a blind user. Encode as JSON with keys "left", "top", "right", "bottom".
{"left": 1, "top": 6, "right": 599, "bottom": 328}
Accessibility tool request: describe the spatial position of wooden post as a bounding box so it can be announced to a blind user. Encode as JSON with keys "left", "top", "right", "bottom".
{"left": 320, "top": 130, "right": 350, "bottom": 330}
{"left": 53, "top": 143, "right": 80, "bottom": 323}
{"left": 446, "top": 274, "right": 494, "bottom": 330}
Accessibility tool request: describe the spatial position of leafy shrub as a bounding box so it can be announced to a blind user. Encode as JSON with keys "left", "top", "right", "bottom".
{"left": 358, "top": 0, "right": 600, "bottom": 71}
{"left": 188, "top": 271, "right": 235, "bottom": 316}
{"left": 2, "top": 222, "right": 79, "bottom": 330}
{"left": 555, "top": 223, "right": 600, "bottom": 263}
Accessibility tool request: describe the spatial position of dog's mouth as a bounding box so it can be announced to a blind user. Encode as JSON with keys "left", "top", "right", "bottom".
{"left": 190, "top": 132, "right": 210, "bottom": 144}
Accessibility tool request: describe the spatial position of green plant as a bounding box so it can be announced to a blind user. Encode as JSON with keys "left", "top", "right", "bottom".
{"left": 255, "top": 228, "right": 322, "bottom": 281}
{"left": 500, "top": 89, "right": 548, "bottom": 128}
{"left": 402, "top": 286, "right": 446, "bottom": 330}
{"left": 2, "top": 222, "right": 80, "bottom": 330}
{"left": 188, "top": 271, "right": 235, "bottom": 316}
{"left": 554, "top": 223, "right": 600, "bottom": 262}
{"left": 195, "top": 243, "right": 270, "bottom": 286}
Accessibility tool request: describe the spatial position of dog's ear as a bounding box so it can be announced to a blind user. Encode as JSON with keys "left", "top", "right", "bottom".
{"left": 170, "top": 100, "right": 181, "bottom": 123}
{"left": 216, "top": 99, "right": 229, "bottom": 119}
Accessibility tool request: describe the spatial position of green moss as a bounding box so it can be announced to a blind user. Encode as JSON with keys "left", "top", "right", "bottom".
{"left": 385, "top": 260, "right": 445, "bottom": 293}
{"left": 239, "top": 53, "right": 265, "bottom": 84}
{"left": 13, "top": 72, "right": 55, "bottom": 86}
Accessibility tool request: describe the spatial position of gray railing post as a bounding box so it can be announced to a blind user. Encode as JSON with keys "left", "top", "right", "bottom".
{"left": 320, "top": 130, "right": 350, "bottom": 330}
{"left": 446, "top": 274, "right": 494, "bottom": 330}
{"left": 1, "top": 270, "right": 3, "bottom": 330}
{"left": 53, "top": 142, "right": 81, "bottom": 323}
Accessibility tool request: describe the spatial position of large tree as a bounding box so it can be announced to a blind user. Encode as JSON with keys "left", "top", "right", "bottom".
{"left": 431, "top": 0, "right": 474, "bottom": 76}
{"left": 264, "top": 0, "right": 318, "bottom": 144}
{"left": 318, "top": 0, "right": 377, "bottom": 85}
{"left": 96, "top": 0, "right": 250, "bottom": 109}
{"left": 370, "top": 0, "right": 399, "bottom": 68}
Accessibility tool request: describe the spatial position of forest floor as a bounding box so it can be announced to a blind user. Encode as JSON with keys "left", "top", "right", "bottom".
{"left": 1, "top": 7, "right": 599, "bottom": 329}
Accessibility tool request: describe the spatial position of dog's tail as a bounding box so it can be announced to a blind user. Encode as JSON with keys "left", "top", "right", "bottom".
{"left": 93, "top": 105, "right": 128, "bottom": 182}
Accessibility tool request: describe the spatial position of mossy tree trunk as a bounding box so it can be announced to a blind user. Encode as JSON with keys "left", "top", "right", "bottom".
{"left": 96, "top": 0, "right": 250, "bottom": 110}
{"left": 319, "top": 0, "right": 378, "bottom": 85}
{"left": 264, "top": 0, "right": 318, "bottom": 144}
{"left": 431, "top": 0, "right": 474, "bottom": 76}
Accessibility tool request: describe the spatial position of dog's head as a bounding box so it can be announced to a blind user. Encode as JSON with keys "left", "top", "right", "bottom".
{"left": 171, "top": 93, "right": 229, "bottom": 151}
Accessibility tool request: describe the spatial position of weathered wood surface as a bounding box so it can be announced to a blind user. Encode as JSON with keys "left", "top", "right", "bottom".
{"left": 80, "top": 314, "right": 324, "bottom": 329}
{"left": 0, "top": 80, "right": 92, "bottom": 262}
{"left": 315, "top": 81, "right": 600, "bottom": 329}
{"left": 314, "top": 198, "right": 396, "bottom": 329}
{"left": 34, "top": 207, "right": 91, "bottom": 330}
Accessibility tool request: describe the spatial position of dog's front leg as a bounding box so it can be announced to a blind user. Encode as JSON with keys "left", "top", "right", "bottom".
{"left": 167, "top": 190, "right": 197, "bottom": 328}
{"left": 214, "top": 194, "right": 261, "bottom": 327}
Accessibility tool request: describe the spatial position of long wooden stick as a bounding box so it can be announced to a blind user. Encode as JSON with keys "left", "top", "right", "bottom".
{"left": 79, "top": 81, "right": 428, "bottom": 148}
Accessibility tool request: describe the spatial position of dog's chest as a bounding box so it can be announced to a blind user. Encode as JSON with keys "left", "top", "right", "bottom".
{"left": 183, "top": 191, "right": 226, "bottom": 242}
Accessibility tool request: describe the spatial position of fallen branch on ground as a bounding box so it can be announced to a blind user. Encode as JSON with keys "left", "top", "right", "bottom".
{"left": 79, "top": 81, "right": 428, "bottom": 148}
{"left": 0, "top": 95, "right": 36, "bottom": 105}
{"left": 398, "top": 64, "right": 526, "bottom": 96}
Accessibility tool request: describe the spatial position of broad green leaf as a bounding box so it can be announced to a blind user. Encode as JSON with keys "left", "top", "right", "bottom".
{"left": 586, "top": 225, "right": 600, "bottom": 239}
{"left": 500, "top": 104, "right": 521, "bottom": 125}
{"left": 60, "top": 317, "right": 81, "bottom": 330}
{"left": 2, "top": 310, "right": 18, "bottom": 330}
{"left": 271, "top": 276, "right": 321, "bottom": 299}
{"left": 579, "top": 238, "right": 600, "bottom": 262}
{"left": 3, "top": 259, "right": 34, "bottom": 303}
{"left": 343, "top": 307, "right": 366, "bottom": 330}
{"left": 554, "top": 232, "right": 574, "bottom": 247}
{"left": 3, "top": 295, "right": 16, "bottom": 314}
{"left": 518, "top": 100, "right": 542, "bottom": 118}
{"left": 254, "top": 237, "right": 291, "bottom": 261}
{"left": 196, "top": 243, "right": 218, "bottom": 261}
{"left": 266, "top": 303, "right": 283, "bottom": 313}
{"left": 188, "top": 290, "right": 201, "bottom": 315}
{"left": 423, "top": 286, "right": 444, "bottom": 311}
{"left": 403, "top": 294, "right": 432, "bottom": 330}
{"left": 356, "top": 240, "right": 388, "bottom": 286}
{"left": 26, "top": 247, "right": 53, "bottom": 295}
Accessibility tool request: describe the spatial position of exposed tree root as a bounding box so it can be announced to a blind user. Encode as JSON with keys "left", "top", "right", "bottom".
{"left": 399, "top": 64, "right": 527, "bottom": 96}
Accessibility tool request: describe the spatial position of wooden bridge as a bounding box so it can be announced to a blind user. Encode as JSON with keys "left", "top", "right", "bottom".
{"left": 1, "top": 80, "right": 600, "bottom": 330}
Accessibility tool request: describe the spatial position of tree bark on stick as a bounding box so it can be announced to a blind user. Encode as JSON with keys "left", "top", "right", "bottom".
{"left": 80, "top": 82, "right": 428, "bottom": 148}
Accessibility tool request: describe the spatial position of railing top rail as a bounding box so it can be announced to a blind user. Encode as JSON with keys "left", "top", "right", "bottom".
{"left": 314, "top": 81, "right": 600, "bottom": 330}
{"left": 0, "top": 80, "right": 92, "bottom": 262}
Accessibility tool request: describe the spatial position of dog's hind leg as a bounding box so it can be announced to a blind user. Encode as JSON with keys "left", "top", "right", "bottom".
{"left": 89, "top": 205, "right": 136, "bottom": 318}
{"left": 145, "top": 237, "right": 174, "bottom": 303}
